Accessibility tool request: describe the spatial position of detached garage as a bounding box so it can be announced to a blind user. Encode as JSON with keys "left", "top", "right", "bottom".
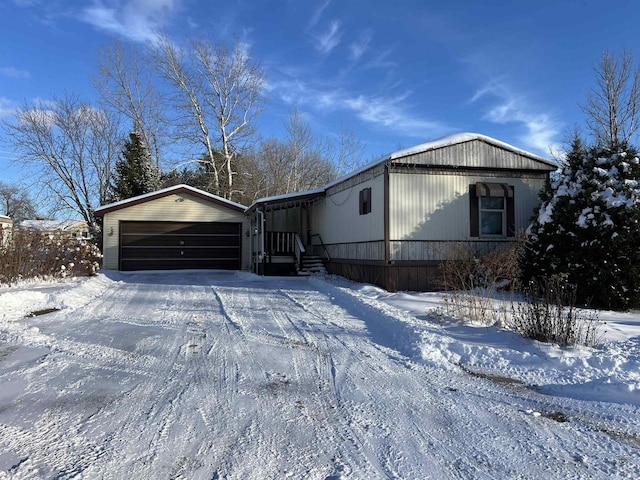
{"left": 95, "top": 185, "right": 250, "bottom": 271}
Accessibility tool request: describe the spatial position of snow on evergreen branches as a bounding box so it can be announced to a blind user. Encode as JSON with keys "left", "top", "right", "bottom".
{"left": 523, "top": 140, "right": 640, "bottom": 310}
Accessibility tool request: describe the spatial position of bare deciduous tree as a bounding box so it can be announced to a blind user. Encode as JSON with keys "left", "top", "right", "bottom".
{"left": 239, "top": 109, "right": 365, "bottom": 203}
{"left": 284, "top": 108, "right": 331, "bottom": 193}
{"left": 94, "top": 40, "right": 167, "bottom": 167}
{"left": 584, "top": 49, "right": 640, "bottom": 148}
{"left": 331, "top": 125, "right": 366, "bottom": 177}
{"left": 0, "top": 180, "right": 37, "bottom": 221}
{"left": 153, "top": 36, "right": 264, "bottom": 200}
{"left": 3, "top": 94, "right": 121, "bottom": 229}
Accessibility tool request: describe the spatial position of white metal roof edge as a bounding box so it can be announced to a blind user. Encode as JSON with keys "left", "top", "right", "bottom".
{"left": 95, "top": 184, "right": 247, "bottom": 213}
{"left": 245, "top": 187, "right": 326, "bottom": 211}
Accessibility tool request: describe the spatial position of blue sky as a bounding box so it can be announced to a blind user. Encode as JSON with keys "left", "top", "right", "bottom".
{"left": 1, "top": 0, "right": 638, "bottom": 187}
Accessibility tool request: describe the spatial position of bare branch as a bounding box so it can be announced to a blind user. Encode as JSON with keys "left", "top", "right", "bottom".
{"left": 2, "top": 94, "right": 121, "bottom": 228}
{"left": 583, "top": 49, "right": 640, "bottom": 147}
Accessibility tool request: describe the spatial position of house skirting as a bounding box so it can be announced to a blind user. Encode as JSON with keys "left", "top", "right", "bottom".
{"left": 325, "top": 259, "right": 442, "bottom": 292}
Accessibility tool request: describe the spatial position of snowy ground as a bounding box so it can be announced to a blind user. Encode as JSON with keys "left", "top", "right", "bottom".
{"left": 0, "top": 270, "right": 639, "bottom": 479}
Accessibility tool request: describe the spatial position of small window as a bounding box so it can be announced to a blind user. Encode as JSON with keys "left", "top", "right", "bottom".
{"left": 480, "top": 196, "right": 505, "bottom": 236}
{"left": 359, "top": 187, "right": 371, "bottom": 215}
{"left": 469, "top": 183, "right": 515, "bottom": 238}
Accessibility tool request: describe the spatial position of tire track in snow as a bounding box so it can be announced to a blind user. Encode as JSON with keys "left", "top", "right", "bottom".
{"left": 271, "top": 288, "right": 387, "bottom": 477}
{"left": 81, "top": 282, "right": 226, "bottom": 479}
{"left": 209, "top": 286, "right": 350, "bottom": 478}
{"left": 277, "top": 285, "right": 569, "bottom": 479}
{"left": 298, "top": 279, "right": 640, "bottom": 479}
{"left": 3, "top": 274, "right": 638, "bottom": 479}
{"left": 0, "top": 280, "right": 183, "bottom": 479}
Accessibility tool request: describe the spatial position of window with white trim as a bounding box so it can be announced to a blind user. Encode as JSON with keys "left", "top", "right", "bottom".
{"left": 469, "top": 183, "right": 515, "bottom": 238}
{"left": 480, "top": 196, "right": 506, "bottom": 236}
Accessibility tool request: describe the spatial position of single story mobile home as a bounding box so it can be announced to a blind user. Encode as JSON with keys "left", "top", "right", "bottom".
{"left": 97, "top": 133, "right": 556, "bottom": 291}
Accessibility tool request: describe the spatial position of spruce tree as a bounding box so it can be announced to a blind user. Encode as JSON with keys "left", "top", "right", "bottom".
{"left": 112, "top": 131, "right": 161, "bottom": 201}
{"left": 523, "top": 139, "right": 640, "bottom": 310}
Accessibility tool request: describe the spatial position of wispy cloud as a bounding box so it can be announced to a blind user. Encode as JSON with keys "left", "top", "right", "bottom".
{"left": 314, "top": 20, "right": 342, "bottom": 55}
{"left": 308, "top": 0, "right": 331, "bottom": 29}
{"left": 0, "top": 67, "right": 30, "bottom": 79}
{"left": 471, "top": 79, "right": 561, "bottom": 153}
{"left": 349, "top": 29, "right": 372, "bottom": 61}
{"left": 363, "top": 48, "right": 396, "bottom": 70}
{"left": 271, "top": 79, "right": 449, "bottom": 138}
{"left": 79, "top": 0, "right": 180, "bottom": 43}
{"left": 0, "top": 97, "right": 19, "bottom": 118}
{"left": 344, "top": 93, "right": 449, "bottom": 138}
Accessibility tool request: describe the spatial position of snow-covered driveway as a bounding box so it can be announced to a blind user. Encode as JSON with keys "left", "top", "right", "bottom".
{"left": 0, "top": 271, "right": 639, "bottom": 479}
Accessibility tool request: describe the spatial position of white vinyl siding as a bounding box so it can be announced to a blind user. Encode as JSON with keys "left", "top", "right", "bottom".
{"left": 102, "top": 192, "right": 249, "bottom": 270}
{"left": 389, "top": 172, "right": 545, "bottom": 242}
{"left": 312, "top": 173, "right": 384, "bottom": 245}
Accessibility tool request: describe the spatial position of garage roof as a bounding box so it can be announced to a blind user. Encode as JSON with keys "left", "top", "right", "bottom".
{"left": 95, "top": 184, "right": 247, "bottom": 216}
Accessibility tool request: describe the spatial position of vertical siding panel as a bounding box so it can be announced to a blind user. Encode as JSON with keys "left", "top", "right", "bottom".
{"left": 389, "top": 172, "right": 546, "bottom": 261}
{"left": 312, "top": 173, "right": 385, "bottom": 259}
{"left": 394, "top": 139, "right": 553, "bottom": 171}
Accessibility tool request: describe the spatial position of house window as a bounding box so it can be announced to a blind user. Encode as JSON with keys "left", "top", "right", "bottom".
{"left": 359, "top": 187, "right": 371, "bottom": 215}
{"left": 480, "top": 196, "right": 505, "bottom": 235}
{"left": 469, "top": 183, "right": 514, "bottom": 238}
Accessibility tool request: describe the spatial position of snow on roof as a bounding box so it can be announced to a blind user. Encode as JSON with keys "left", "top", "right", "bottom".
{"left": 245, "top": 187, "right": 325, "bottom": 211}
{"left": 387, "top": 132, "right": 556, "bottom": 166}
{"left": 247, "top": 132, "right": 555, "bottom": 210}
{"left": 0, "top": 215, "right": 11, "bottom": 221}
{"left": 95, "top": 184, "right": 247, "bottom": 214}
{"left": 20, "top": 219, "right": 86, "bottom": 231}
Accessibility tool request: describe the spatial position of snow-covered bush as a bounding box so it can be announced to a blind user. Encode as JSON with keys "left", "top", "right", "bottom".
{"left": 0, "top": 227, "right": 101, "bottom": 285}
{"left": 522, "top": 139, "right": 640, "bottom": 310}
{"left": 508, "top": 275, "right": 601, "bottom": 347}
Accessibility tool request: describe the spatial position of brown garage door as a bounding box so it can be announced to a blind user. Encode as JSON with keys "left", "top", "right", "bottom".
{"left": 119, "top": 221, "right": 241, "bottom": 271}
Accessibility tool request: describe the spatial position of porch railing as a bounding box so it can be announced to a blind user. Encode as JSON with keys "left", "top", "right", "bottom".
{"left": 264, "top": 231, "right": 307, "bottom": 270}
{"left": 294, "top": 234, "right": 305, "bottom": 271}
{"left": 266, "top": 231, "right": 297, "bottom": 255}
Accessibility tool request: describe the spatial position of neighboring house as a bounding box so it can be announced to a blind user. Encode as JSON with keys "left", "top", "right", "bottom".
{"left": 0, "top": 215, "right": 12, "bottom": 246}
{"left": 20, "top": 219, "right": 91, "bottom": 239}
{"left": 95, "top": 185, "right": 249, "bottom": 271}
{"left": 246, "top": 132, "right": 556, "bottom": 291}
{"left": 95, "top": 133, "right": 556, "bottom": 292}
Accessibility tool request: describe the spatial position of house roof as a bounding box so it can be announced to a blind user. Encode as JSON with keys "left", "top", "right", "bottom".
{"left": 245, "top": 188, "right": 325, "bottom": 213}
{"left": 20, "top": 219, "right": 87, "bottom": 231}
{"left": 94, "top": 184, "right": 247, "bottom": 216}
{"left": 386, "top": 132, "right": 557, "bottom": 166}
{"left": 246, "top": 132, "right": 556, "bottom": 211}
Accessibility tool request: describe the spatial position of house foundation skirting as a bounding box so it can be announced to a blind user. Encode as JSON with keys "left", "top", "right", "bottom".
{"left": 325, "top": 259, "right": 443, "bottom": 292}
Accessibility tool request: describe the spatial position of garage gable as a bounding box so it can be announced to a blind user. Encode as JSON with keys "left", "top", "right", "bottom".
{"left": 96, "top": 185, "right": 249, "bottom": 271}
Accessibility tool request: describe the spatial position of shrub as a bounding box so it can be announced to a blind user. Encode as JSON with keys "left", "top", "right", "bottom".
{"left": 438, "top": 240, "right": 523, "bottom": 325}
{"left": 0, "top": 227, "right": 101, "bottom": 286}
{"left": 508, "top": 275, "right": 601, "bottom": 347}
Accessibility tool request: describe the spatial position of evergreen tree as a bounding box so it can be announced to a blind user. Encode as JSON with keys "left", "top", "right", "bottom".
{"left": 523, "top": 139, "right": 640, "bottom": 310}
{"left": 112, "top": 131, "right": 161, "bottom": 201}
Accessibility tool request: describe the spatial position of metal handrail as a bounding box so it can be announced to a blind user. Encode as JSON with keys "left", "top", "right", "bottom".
{"left": 311, "top": 233, "right": 331, "bottom": 261}
{"left": 294, "top": 234, "right": 305, "bottom": 271}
